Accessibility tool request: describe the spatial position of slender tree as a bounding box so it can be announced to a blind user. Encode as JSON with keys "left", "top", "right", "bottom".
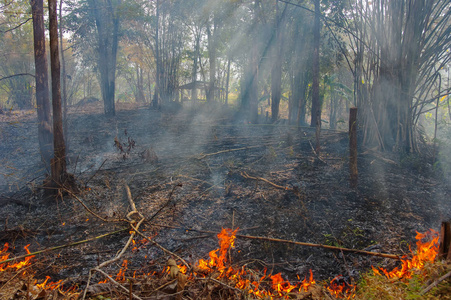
{"left": 59, "top": 0, "right": 68, "bottom": 142}
{"left": 270, "top": 0, "right": 282, "bottom": 123}
{"left": 31, "top": 0, "right": 53, "bottom": 169}
{"left": 48, "top": 0, "right": 68, "bottom": 190}
{"left": 311, "top": 0, "right": 321, "bottom": 153}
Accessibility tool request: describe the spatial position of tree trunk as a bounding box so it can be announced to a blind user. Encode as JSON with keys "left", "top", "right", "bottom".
{"left": 271, "top": 0, "right": 282, "bottom": 123}
{"left": 87, "top": 0, "right": 119, "bottom": 117}
{"left": 31, "top": 0, "right": 53, "bottom": 170}
{"left": 225, "top": 57, "right": 231, "bottom": 106}
{"left": 311, "top": 0, "right": 321, "bottom": 153}
{"left": 206, "top": 18, "right": 217, "bottom": 103}
{"left": 48, "top": 0, "right": 68, "bottom": 189}
{"left": 191, "top": 30, "right": 200, "bottom": 103}
{"left": 59, "top": 0, "right": 68, "bottom": 147}
{"left": 153, "top": 0, "right": 161, "bottom": 108}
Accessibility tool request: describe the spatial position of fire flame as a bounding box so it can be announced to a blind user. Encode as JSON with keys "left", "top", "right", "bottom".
{"left": 372, "top": 229, "right": 439, "bottom": 279}
{"left": 192, "top": 228, "right": 323, "bottom": 298}
{"left": 0, "top": 243, "right": 35, "bottom": 272}
{"left": 0, "top": 243, "right": 64, "bottom": 292}
{"left": 1, "top": 227, "right": 439, "bottom": 298}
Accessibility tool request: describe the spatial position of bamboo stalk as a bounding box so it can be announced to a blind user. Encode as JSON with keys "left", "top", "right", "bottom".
{"left": 235, "top": 234, "right": 401, "bottom": 260}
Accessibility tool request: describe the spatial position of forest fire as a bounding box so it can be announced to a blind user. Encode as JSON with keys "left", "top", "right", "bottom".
{"left": 161, "top": 228, "right": 354, "bottom": 299}
{"left": 372, "top": 229, "right": 439, "bottom": 279}
{"left": 0, "top": 227, "right": 442, "bottom": 299}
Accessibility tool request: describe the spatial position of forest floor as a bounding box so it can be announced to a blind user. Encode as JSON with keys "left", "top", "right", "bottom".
{"left": 0, "top": 102, "right": 450, "bottom": 298}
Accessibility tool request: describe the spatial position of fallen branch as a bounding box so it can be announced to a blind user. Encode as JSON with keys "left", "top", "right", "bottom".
{"left": 94, "top": 268, "right": 144, "bottom": 300}
{"left": 241, "top": 171, "right": 293, "bottom": 191}
{"left": 420, "top": 270, "right": 451, "bottom": 295}
{"left": 236, "top": 234, "right": 401, "bottom": 260}
{"left": 145, "top": 223, "right": 399, "bottom": 260}
{"left": 196, "top": 276, "right": 244, "bottom": 293}
{"left": 303, "top": 131, "right": 326, "bottom": 164}
{"left": 196, "top": 145, "right": 266, "bottom": 159}
{"left": 68, "top": 190, "right": 111, "bottom": 222}
{"left": 131, "top": 225, "right": 190, "bottom": 270}
{"left": 82, "top": 185, "right": 145, "bottom": 300}
{"left": 0, "top": 229, "right": 128, "bottom": 265}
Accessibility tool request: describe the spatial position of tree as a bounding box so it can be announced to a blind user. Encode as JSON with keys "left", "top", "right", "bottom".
{"left": 311, "top": 0, "right": 321, "bottom": 153}
{"left": 31, "top": 0, "right": 53, "bottom": 169}
{"left": 48, "top": 0, "right": 69, "bottom": 191}
{"left": 86, "top": 0, "right": 121, "bottom": 117}
{"left": 270, "top": 0, "right": 283, "bottom": 123}
{"left": 345, "top": 0, "right": 451, "bottom": 152}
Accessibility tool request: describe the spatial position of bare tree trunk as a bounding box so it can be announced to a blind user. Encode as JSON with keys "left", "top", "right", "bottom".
{"left": 48, "top": 0, "right": 68, "bottom": 190}
{"left": 31, "top": 0, "right": 53, "bottom": 170}
{"left": 271, "top": 0, "right": 282, "bottom": 123}
{"left": 311, "top": 0, "right": 321, "bottom": 153}
{"left": 153, "top": 0, "right": 161, "bottom": 108}
{"left": 191, "top": 29, "right": 200, "bottom": 103}
{"left": 206, "top": 18, "right": 217, "bottom": 103}
{"left": 87, "top": 0, "right": 119, "bottom": 117}
{"left": 225, "top": 57, "right": 231, "bottom": 106}
{"left": 59, "top": 0, "right": 68, "bottom": 147}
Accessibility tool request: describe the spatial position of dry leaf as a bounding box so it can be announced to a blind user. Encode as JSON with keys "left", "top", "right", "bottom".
{"left": 168, "top": 259, "right": 179, "bottom": 279}
{"left": 177, "top": 273, "right": 188, "bottom": 291}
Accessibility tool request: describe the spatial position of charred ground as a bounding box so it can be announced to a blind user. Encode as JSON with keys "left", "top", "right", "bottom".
{"left": 0, "top": 103, "right": 450, "bottom": 291}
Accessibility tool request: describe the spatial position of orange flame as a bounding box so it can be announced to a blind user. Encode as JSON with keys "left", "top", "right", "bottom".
{"left": 36, "top": 276, "right": 63, "bottom": 290}
{"left": 327, "top": 275, "right": 356, "bottom": 299}
{"left": 372, "top": 229, "right": 439, "bottom": 279}
{"left": 0, "top": 243, "right": 35, "bottom": 272}
{"left": 193, "top": 228, "right": 318, "bottom": 298}
{"left": 116, "top": 259, "right": 128, "bottom": 281}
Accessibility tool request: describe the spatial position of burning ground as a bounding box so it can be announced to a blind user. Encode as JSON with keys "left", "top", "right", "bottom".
{"left": 0, "top": 103, "right": 451, "bottom": 299}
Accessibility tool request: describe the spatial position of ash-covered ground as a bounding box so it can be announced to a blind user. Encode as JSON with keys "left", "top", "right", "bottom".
{"left": 1, "top": 103, "right": 450, "bottom": 287}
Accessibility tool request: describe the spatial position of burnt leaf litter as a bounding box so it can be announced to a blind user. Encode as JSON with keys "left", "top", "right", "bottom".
{"left": 0, "top": 103, "right": 450, "bottom": 297}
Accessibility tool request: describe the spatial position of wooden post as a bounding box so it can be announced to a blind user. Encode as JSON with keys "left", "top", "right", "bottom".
{"left": 439, "top": 221, "right": 451, "bottom": 261}
{"left": 349, "top": 107, "right": 358, "bottom": 188}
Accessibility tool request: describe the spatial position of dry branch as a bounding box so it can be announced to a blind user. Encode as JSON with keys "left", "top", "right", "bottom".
{"left": 303, "top": 131, "right": 326, "bottom": 164}
{"left": 241, "top": 171, "right": 293, "bottom": 191}
{"left": 82, "top": 185, "right": 145, "bottom": 300}
{"left": 0, "top": 229, "right": 128, "bottom": 265}
{"left": 420, "top": 270, "right": 451, "bottom": 295}
{"left": 94, "top": 268, "right": 144, "bottom": 300}
{"left": 196, "top": 145, "right": 266, "bottom": 159}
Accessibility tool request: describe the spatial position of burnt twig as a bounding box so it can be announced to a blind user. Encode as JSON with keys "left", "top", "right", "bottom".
{"left": 148, "top": 182, "right": 182, "bottom": 222}
{"left": 84, "top": 159, "right": 107, "bottom": 187}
